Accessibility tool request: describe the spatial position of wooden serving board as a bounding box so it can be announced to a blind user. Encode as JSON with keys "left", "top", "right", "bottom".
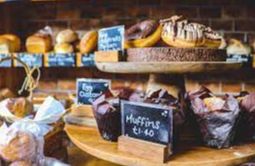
{"left": 65, "top": 124, "right": 255, "bottom": 166}
{"left": 96, "top": 62, "right": 242, "bottom": 74}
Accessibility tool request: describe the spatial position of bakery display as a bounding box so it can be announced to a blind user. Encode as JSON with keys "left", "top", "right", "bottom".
{"left": 80, "top": 30, "right": 98, "bottom": 54}
{"left": 188, "top": 86, "right": 240, "bottom": 148}
{"left": 160, "top": 15, "right": 223, "bottom": 48}
{"left": 125, "top": 20, "right": 162, "bottom": 48}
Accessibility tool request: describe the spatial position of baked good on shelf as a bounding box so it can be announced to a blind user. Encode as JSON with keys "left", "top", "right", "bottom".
{"left": 125, "top": 20, "right": 162, "bottom": 48}
{"left": 188, "top": 86, "right": 240, "bottom": 149}
{"left": 227, "top": 39, "right": 251, "bottom": 55}
{"left": 26, "top": 34, "right": 52, "bottom": 53}
{"left": 0, "top": 37, "right": 13, "bottom": 53}
{"left": 6, "top": 98, "right": 33, "bottom": 118}
{"left": 54, "top": 43, "right": 74, "bottom": 54}
{"left": 56, "top": 29, "right": 78, "bottom": 44}
{"left": 160, "top": 15, "right": 223, "bottom": 48}
{"left": 80, "top": 30, "right": 98, "bottom": 54}
{"left": 0, "top": 34, "right": 21, "bottom": 52}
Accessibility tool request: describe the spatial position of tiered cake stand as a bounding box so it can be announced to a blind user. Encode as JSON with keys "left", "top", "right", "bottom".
{"left": 66, "top": 48, "right": 255, "bottom": 166}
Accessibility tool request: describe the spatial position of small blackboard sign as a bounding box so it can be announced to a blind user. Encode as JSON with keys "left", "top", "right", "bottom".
{"left": 121, "top": 101, "right": 173, "bottom": 145}
{"left": 76, "top": 78, "right": 111, "bottom": 104}
{"left": 226, "top": 54, "right": 252, "bottom": 64}
{"left": 98, "top": 25, "right": 125, "bottom": 51}
{"left": 0, "top": 54, "right": 11, "bottom": 67}
{"left": 15, "top": 53, "right": 43, "bottom": 67}
{"left": 80, "top": 53, "right": 95, "bottom": 67}
{"left": 47, "top": 53, "right": 76, "bottom": 67}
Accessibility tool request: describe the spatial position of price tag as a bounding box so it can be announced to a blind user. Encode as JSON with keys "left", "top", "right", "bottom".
{"left": 226, "top": 54, "right": 252, "bottom": 63}
{"left": 15, "top": 53, "right": 43, "bottom": 67}
{"left": 98, "top": 25, "right": 125, "bottom": 51}
{"left": 80, "top": 53, "right": 95, "bottom": 67}
{"left": 0, "top": 54, "right": 11, "bottom": 67}
{"left": 121, "top": 101, "right": 173, "bottom": 145}
{"left": 76, "top": 78, "right": 111, "bottom": 104}
{"left": 46, "top": 53, "right": 76, "bottom": 67}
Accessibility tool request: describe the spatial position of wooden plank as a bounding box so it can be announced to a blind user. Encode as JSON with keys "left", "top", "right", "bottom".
{"left": 95, "top": 51, "right": 122, "bottom": 62}
{"left": 96, "top": 62, "right": 243, "bottom": 74}
{"left": 65, "top": 124, "right": 255, "bottom": 166}
{"left": 118, "top": 136, "right": 171, "bottom": 163}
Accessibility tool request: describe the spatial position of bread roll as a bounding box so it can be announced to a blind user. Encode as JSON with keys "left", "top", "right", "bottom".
{"left": 6, "top": 98, "right": 33, "bottom": 118}
{"left": 0, "top": 37, "right": 13, "bottom": 53}
{"left": 0, "top": 131, "right": 37, "bottom": 162}
{"left": 80, "top": 30, "right": 98, "bottom": 53}
{"left": 54, "top": 43, "right": 74, "bottom": 53}
{"left": 1, "top": 34, "right": 21, "bottom": 52}
{"left": 26, "top": 34, "right": 52, "bottom": 53}
{"left": 56, "top": 29, "right": 78, "bottom": 44}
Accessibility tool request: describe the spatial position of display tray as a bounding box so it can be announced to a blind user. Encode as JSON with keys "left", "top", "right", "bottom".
{"left": 65, "top": 124, "right": 255, "bottom": 166}
{"left": 96, "top": 62, "right": 243, "bottom": 74}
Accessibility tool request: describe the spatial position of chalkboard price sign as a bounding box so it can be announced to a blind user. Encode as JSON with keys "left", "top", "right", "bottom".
{"left": 98, "top": 25, "right": 125, "bottom": 51}
{"left": 77, "top": 79, "right": 111, "bottom": 105}
{"left": 0, "top": 54, "right": 11, "bottom": 67}
{"left": 121, "top": 101, "right": 173, "bottom": 145}
{"left": 47, "top": 53, "right": 76, "bottom": 67}
{"left": 15, "top": 53, "right": 43, "bottom": 67}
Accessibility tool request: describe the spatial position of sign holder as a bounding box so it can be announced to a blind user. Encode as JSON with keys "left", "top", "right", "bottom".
{"left": 118, "top": 135, "right": 171, "bottom": 163}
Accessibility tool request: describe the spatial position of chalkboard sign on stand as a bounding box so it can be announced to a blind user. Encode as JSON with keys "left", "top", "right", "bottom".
{"left": 76, "top": 78, "right": 111, "bottom": 105}
{"left": 98, "top": 25, "right": 124, "bottom": 51}
{"left": 96, "top": 26, "right": 125, "bottom": 62}
{"left": 118, "top": 100, "right": 173, "bottom": 163}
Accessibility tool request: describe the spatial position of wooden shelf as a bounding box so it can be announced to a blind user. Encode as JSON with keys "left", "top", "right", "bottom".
{"left": 96, "top": 62, "right": 243, "bottom": 74}
{"left": 65, "top": 124, "right": 255, "bottom": 166}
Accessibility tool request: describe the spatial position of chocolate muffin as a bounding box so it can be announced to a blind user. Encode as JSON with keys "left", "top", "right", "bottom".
{"left": 188, "top": 86, "right": 240, "bottom": 148}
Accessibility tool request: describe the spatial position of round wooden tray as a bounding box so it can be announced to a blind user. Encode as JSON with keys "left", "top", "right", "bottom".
{"left": 65, "top": 125, "right": 255, "bottom": 166}
{"left": 95, "top": 62, "right": 242, "bottom": 74}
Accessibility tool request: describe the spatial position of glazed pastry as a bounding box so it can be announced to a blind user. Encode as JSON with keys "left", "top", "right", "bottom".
{"left": 161, "top": 15, "right": 222, "bottom": 48}
{"left": 1, "top": 34, "right": 21, "bottom": 52}
{"left": 125, "top": 20, "right": 162, "bottom": 48}
{"left": 56, "top": 29, "right": 78, "bottom": 44}
{"left": 6, "top": 98, "right": 33, "bottom": 118}
{"left": 54, "top": 43, "right": 74, "bottom": 53}
{"left": 80, "top": 30, "right": 98, "bottom": 54}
